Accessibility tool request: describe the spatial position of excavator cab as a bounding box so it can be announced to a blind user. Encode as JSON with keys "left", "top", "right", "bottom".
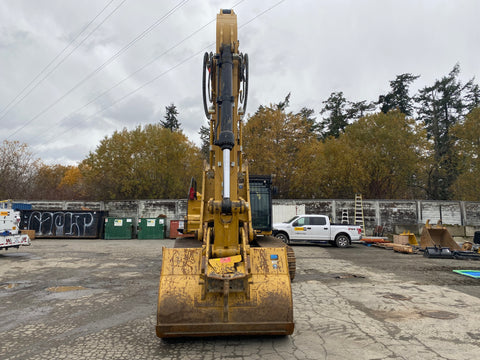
{"left": 156, "top": 9, "right": 294, "bottom": 338}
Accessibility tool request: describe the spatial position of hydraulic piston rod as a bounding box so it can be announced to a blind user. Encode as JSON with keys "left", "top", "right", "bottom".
{"left": 223, "top": 149, "right": 230, "bottom": 199}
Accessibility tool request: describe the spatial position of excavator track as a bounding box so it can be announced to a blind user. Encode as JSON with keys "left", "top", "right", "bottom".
{"left": 286, "top": 245, "right": 296, "bottom": 281}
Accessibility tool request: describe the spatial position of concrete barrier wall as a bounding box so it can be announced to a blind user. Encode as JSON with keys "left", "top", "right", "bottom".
{"left": 19, "top": 198, "right": 480, "bottom": 237}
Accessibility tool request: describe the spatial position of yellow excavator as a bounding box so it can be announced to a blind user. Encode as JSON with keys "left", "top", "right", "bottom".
{"left": 156, "top": 9, "right": 294, "bottom": 338}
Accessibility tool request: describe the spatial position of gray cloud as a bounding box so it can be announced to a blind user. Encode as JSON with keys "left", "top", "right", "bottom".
{"left": 1, "top": 0, "right": 479, "bottom": 165}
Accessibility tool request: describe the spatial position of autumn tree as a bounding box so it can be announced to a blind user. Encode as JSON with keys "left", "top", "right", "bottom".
{"left": 161, "top": 103, "right": 181, "bottom": 131}
{"left": 0, "top": 140, "right": 39, "bottom": 199}
{"left": 341, "top": 111, "right": 427, "bottom": 199}
{"left": 451, "top": 107, "right": 480, "bottom": 200}
{"left": 243, "top": 102, "right": 317, "bottom": 198}
{"left": 293, "top": 111, "right": 427, "bottom": 199}
{"left": 58, "top": 166, "right": 85, "bottom": 199}
{"left": 32, "top": 164, "right": 67, "bottom": 200}
{"left": 80, "top": 124, "right": 202, "bottom": 200}
{"left": 29, "top": 164, "right": 85, "bottom": 200}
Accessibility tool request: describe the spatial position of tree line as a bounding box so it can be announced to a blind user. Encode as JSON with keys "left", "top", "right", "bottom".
{"left": 2, "top": 65, "right": 480, "bottom": 201}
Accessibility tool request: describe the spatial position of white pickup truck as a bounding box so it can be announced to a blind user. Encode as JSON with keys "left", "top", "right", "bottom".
{"left": 273, "top": 214, "right": 362, "bottom": 248}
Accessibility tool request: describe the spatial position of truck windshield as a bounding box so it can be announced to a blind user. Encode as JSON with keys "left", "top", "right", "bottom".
{"left": 285, "top": 216, "right": 299, "bottom": 223}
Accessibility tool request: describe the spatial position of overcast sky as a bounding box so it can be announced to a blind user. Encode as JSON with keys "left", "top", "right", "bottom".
{"left": 1, "top": 0, "right": 479, "bottom": 165}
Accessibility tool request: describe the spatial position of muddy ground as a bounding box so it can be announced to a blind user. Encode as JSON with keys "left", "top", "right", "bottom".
{"left": 1, "top": 240, "right": 480, "bottom": 359}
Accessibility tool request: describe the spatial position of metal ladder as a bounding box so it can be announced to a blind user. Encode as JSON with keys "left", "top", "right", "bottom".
{"left": 354, "top": 194, "right": 365, "bottom": 235}
{"left": 341, "top": 209, "right": 349, "bottom": 224}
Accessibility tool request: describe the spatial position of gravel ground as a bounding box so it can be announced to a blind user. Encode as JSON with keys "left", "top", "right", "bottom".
{"left": 1, "top": 239, "right": 480, "bottom": 359}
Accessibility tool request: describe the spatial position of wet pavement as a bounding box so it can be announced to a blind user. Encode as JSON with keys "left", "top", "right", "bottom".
{"left": 1, "top": 240, "right": 480, "bottom": 359}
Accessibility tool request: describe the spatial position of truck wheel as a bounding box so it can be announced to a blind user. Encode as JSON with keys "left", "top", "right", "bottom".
{"left": 275, "top": 232, "right": 290, "bottom": 245}
{"left": 335, "top": 234, "right": 350, "bottom": 248}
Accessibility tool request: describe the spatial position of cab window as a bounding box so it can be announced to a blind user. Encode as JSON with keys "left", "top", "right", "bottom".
{"left": 292, "top": 217, "right": 308, "bottom": 226}
{"left": 310, "top": 217, "right": 326, "bottom": 226}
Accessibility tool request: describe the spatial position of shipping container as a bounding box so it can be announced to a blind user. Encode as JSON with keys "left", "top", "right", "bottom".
{"left": 20, "top": 210, "right": 107, "bottom": 238}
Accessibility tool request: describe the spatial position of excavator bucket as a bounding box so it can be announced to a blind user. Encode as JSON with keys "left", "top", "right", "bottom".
{"left": 156, "top": 246, "right": 294, "bottom": 338}
{"left": 420, "top": 224, "right": 461, "bottom": 251}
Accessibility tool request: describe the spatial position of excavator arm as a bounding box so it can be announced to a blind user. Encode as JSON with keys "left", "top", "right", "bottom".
{"left": 156, "top": 9, "right": 294, "bottom": 338}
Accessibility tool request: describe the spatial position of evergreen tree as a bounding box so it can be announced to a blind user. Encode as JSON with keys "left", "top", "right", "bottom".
{"left": 199, "top": 124, "right": 210, "bottom": 160}
{"left": 297, "top": 107, "right": 320, "bottom": 135}
{"left": 415, "top": 64, "right": 478, "bottom": 199}
{"left": 319, "top": 91, "right": 349, "bottom": 139}
{"left": 161, "top": 103, "right": 181, "bottom": 131}
{"left": 276, "top": 93, "right": 291, "bottom": 111}
{"left": 319, "top": 92, "right": 374, "bottom": 139}
{"left": 378, "top": 73, "right": 419, "bottom": 116}
{"left": 347, "top": 100, "right": 376, "bottom": 120}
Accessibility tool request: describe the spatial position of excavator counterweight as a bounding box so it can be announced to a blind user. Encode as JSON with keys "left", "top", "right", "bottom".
{"left": 156, "top": 9, "right": 294, "bottom": 338}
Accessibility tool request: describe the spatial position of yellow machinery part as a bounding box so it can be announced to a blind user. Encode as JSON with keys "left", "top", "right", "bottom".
{"left": 156, "top": 246, "right": 293, "bottom": 337}
{"left": 156, "top": 9, "right": 294, "bottom": 338}
{"left": 208, "top": 255, "right": 242, "bottom": 274}
{"left": 400, "top": 231, "right": 419, "bottom": 246}
{"left": 420, "top": 222, "right": 461, "bottom": 251}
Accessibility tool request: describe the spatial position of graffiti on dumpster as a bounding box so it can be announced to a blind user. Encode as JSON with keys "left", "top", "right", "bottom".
{"left": 20, "top": 211, "right": 105, "bottom": 238}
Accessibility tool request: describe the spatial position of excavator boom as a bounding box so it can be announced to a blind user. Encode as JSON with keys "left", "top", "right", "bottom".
{"left": 156, "top": 9, "right": 294, "bottom": 338}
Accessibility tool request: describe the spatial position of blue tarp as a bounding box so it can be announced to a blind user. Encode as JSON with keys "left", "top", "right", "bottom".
{"left": 453, "top": 270, "right": 480, "bottom": 278}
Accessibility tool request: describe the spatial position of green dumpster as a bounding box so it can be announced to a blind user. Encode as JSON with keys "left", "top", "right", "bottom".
{"left": 137, "top": 218, "right": 165, "bottom": 239}
{"left": 104, "top": 217, "right": 134, "bottom": 239}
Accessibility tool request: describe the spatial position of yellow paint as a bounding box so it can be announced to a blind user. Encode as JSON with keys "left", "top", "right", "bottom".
{"left": 400, "top": 230, "right": 419, "bottom": 245}
{"left": 208, "top": 255, "right": 242, "bottom": 273}
{"left": 294, "top": 227, "right": 305, "bottom": 231}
